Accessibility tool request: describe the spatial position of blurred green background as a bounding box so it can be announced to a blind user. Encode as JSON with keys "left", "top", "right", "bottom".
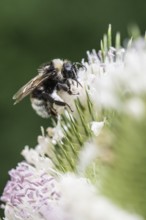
{"left": 0, "top": 0, "right": 146, "bottom": 216}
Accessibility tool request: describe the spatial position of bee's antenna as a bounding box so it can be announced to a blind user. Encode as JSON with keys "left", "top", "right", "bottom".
{"left": 73, "top": 62, "right": 87, "bottom": 71}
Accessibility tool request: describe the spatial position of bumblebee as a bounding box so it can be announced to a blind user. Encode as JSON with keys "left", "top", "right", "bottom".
{"left": 13, "top": 59, "right": 84, "bottom": 118}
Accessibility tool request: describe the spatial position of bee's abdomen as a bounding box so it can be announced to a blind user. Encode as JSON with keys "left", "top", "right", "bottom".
{"left": 30, "top": 98, "right": 50, "bottom": 118}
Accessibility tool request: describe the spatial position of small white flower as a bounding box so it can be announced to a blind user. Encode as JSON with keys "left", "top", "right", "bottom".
{"left": 79, "top": 48, "right": 125, "bottom": 110}
{"left": 46, "top": 118, "right": 65, "bottom": 145}
{"left": 90, "top": 121, "right": 104, "bottom": 136}
{"left": 21, "top": 146, "right": 54, "bottom": 170}
{"left": 36, "top": 135, "right": 52, "bottom": 155}
{"left": 78, "top": 40, "right": 146, "bottom": 113}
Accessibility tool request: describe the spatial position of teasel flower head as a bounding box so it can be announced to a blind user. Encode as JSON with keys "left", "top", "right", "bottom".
{"left": 1, "top": 25, "right": 146, "bottom": 220}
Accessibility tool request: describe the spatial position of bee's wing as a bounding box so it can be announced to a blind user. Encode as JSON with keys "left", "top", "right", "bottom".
{"left": 13, "top": 74, "right": 50, "bottom": 104}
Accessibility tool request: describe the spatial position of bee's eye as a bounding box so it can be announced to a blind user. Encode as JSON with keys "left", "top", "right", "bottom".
{"left": 62, "top": 63, "right": 74, "bottom": 78}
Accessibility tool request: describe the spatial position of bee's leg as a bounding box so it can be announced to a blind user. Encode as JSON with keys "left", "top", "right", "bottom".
{"left": 54, "top": 99, "right": 73, "bottom": 112}
{"left": 56, "top": 83, "right": 69, "bottom": 92}
{"left": 42, "top": 91, "right": 73, "bottom": 112}
{"left": 49, "top": 107, "right": 58, "bottom": 116}
{"left": 57, "top": 82, "right": 79, "bottom": 95}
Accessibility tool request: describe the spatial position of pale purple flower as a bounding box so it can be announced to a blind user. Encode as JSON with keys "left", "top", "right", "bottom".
{"left": 1, "top": 162, "right": 65, "bottom": 220}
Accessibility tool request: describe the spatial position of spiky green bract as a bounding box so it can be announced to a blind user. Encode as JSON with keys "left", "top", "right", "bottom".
{"left": 100, "top": 24, "right": 122, "bottom": 62}
{"left": 115, "top": 32, "right": 121, "bottom": 49}
{"left": 107, "top": 24, "right": 112, "bottom": 48}
{"left": 51, "top": 92, "right": 98, "bottom": 173}
{"left": 128, "top": 24, "right": 141, "bottom": 39}
{"left": 100, "top": 25, "right": 112, "bottom": 62}
{"left": 100, "top": 106, "right": 146, "bottom": 218}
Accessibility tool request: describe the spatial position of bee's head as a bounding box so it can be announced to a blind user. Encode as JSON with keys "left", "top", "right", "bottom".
{"left": 62, "top": 61, "right": 85, "bottom": 81}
